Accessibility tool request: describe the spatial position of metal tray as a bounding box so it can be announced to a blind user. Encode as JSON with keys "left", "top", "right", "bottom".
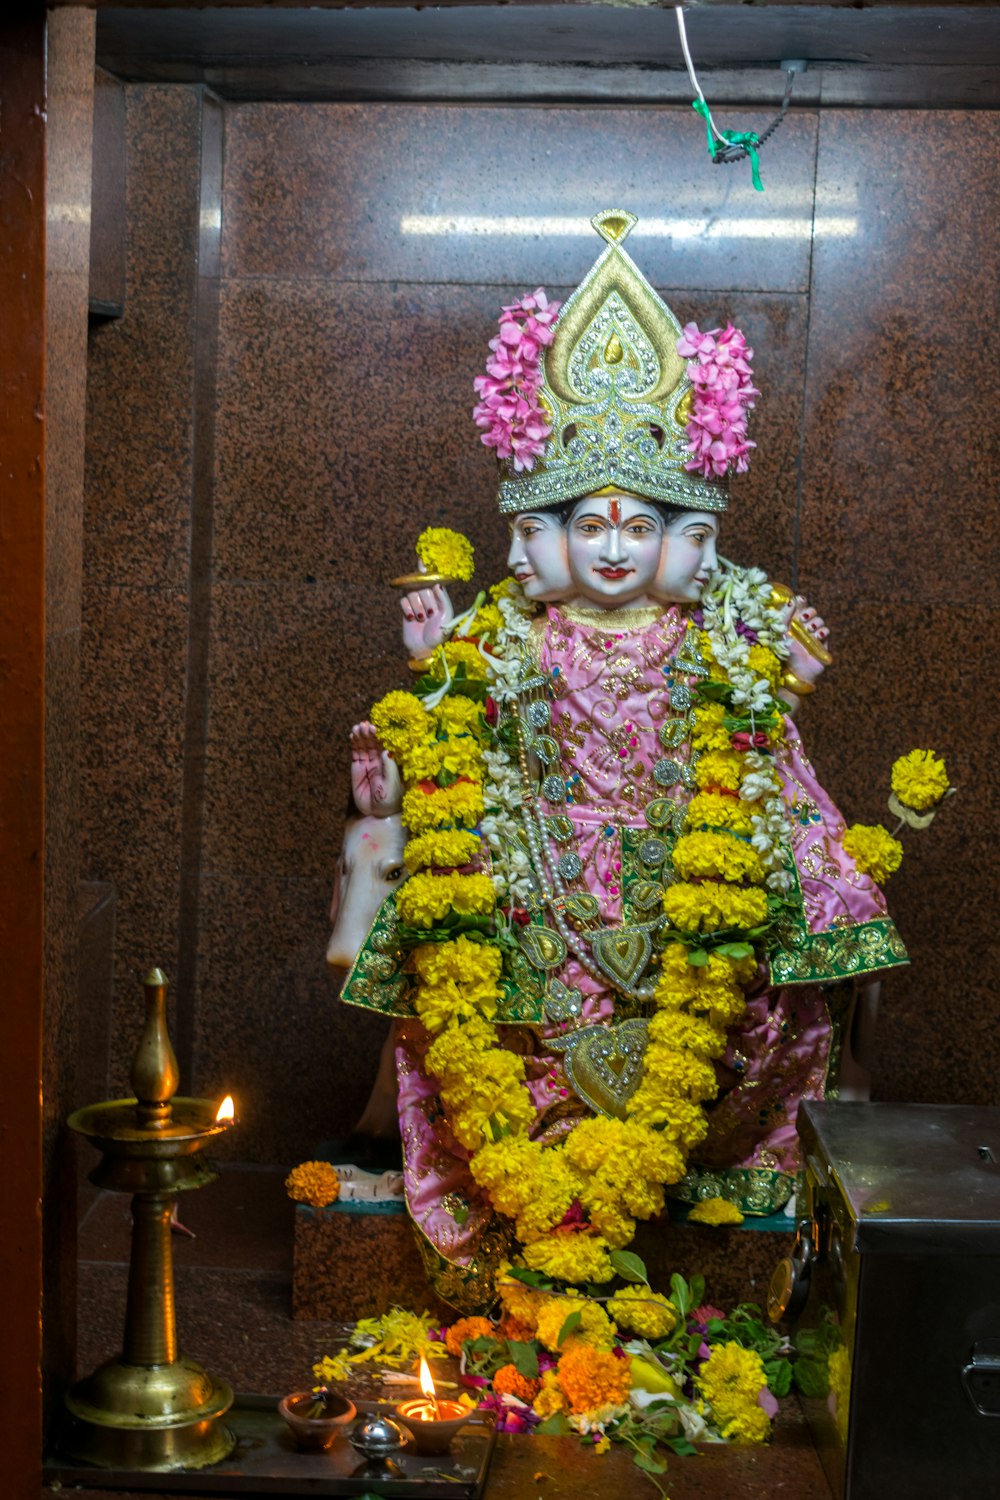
{"left": 45, "top": 1395, "right": 497, "bottom": 1497}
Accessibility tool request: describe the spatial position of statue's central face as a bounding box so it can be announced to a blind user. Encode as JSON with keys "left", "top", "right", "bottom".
{"left": 507, "top": 512, "right": 571, "bottom": 601}
{"left": 565, "top": 492, "right": 664, "bottom": 608}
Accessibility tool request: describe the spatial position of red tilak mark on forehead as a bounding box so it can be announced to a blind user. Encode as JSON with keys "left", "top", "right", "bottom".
{"left": 609, "top": 498, "right": 621, "bottom": 526}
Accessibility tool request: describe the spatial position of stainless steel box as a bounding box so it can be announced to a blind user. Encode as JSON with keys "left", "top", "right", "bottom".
{"left": 779, "top": 1102, "right": 1000, "bottom": 1500}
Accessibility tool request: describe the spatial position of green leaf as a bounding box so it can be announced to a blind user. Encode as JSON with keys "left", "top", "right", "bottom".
{"left": 506, "top": 1339, "right": 539, "bottom": 1380}
{"left": 687, "top": 948, "right": 710, "bottom": 967}
{"left": 557, "top": 1310, "right": 582, "bottom": 1347}
{"left": 505, "top": 1266, "right": 555, "bottom": 1290}
{"left": 535, "top": 1413, "right": 571, "bottom": 1436}
{"left": 633, "top": 1450, "right": 668, "bottom": 1475}
{"left": 610, "top": 1249, "right": 649, "bottom": 1284}
{"left": 688, "top": 1274, "right": 705, "bottom": 1310}
{"left": 716, "top": 942, "right": 754, "bottom": 961}
{"left": 667, "top": 1435, "right": 699, "bottom": 1457}
{"left": 669, "top": 1274, "right": 690, "bottom": 1317}
{"left": 765, "top": 1358, "right": 793, "bottom": 1398}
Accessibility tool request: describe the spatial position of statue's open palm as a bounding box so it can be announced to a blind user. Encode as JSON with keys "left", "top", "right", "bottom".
{"left": 350, "top": 721, "right": 402, "bottom": 816}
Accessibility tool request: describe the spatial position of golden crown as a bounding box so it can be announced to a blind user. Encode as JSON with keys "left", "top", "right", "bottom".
{"left": 483, "top": 210, "right": 742, "bottom": 517}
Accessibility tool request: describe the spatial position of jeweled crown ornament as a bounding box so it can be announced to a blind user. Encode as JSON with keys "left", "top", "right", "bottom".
{"left": 473, "top": 209, "right": 757, "bottom": 515}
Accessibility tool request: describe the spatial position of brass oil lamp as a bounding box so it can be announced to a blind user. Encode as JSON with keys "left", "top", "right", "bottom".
{"left": 64, "top": 968, "right": 237, "bottom": 1471}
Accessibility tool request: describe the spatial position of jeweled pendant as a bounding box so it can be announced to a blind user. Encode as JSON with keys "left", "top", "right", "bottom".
{"left": 526, "top": 701, "right": 551, "bottom": 729}
{"left": 542, "top": 775, "right": 566, "bottom": 803}
{"left": 653, "top": 758, "right": 682, "bottom": 787}
{"left": 629, "top": 881, "right": 662, "bottom": 913}
{"left": 669, "top": 684, "right": 692, "bottom": 712}
{"left": 557, "top": 852, "right": 583, "bottom": 881}
{"left": 639, "top": 838, "right": 666, "bottom": 865}
{"left": 544, "top": 978, "right": 583, "bottom": 1023}
{"left": 644, "top": 798, "right": 674, "bottom": 828}
{"left": 658, "top": 720, "right": 688, "bottom": 750}
{"left": 533, "top": 734, "right": 560, "bottom": 765}
{"left": 564, "top": 892, "right": 601, "bottom": 926}
{"left": 591, "top": 926, "right": 653, "bottom": 992}
{"left": 546, "top": 814, "right": 574, "bottom": 843}
{"left": 546, "top": 1019, "right": 650, "bottom": 1119}
{"left": 518, "top": 924, "right": 568, "bottom": 971}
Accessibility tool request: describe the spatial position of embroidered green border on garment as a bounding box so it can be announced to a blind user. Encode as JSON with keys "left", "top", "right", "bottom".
{"left": 667, "top": 1165, "right": 796, "bottom": 1217}
{"left": 768, "top": 916, "right": 908, "bottom": 987}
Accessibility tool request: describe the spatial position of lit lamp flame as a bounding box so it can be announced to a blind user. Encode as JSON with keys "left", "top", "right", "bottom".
{"left": 419, "top": 1354, "right": 442, "bottom": 1418}
{"left": 215, "top": 1095, "right": 235, "bottom": 1124}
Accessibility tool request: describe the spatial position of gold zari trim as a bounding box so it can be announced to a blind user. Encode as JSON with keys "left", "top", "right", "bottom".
{"left": 768, "top": 917, "right": 909, "bottom": 987}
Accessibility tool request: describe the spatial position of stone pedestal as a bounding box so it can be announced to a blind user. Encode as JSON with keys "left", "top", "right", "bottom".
{"left": 292, "top": 1196, "right": 795, "bottom": 1320}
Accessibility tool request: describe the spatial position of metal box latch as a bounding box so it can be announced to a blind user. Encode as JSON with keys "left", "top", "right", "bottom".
{"left": 962, "top": 1339, "right": 1000, "bottom": 1416}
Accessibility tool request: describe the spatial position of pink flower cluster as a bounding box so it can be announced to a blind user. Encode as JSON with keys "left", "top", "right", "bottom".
{"left": 676, "top": 322, "right": 759, "bottom": 480}
{"left": 473, "top": 289, "right": 561, "bottom": 473}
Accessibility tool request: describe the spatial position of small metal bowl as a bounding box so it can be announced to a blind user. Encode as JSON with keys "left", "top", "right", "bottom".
{"left": 350, "top": 1412, "right": 409, "bottom": 1459}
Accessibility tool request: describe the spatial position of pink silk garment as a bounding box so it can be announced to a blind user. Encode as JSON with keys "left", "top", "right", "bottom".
{"left": 398, "top": 604, "right": 899, "bottom": 1283}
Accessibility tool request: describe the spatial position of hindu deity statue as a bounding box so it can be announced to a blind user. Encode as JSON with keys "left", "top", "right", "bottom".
{"left": 336, "top": 210, "right": 907, "bottom": 1312}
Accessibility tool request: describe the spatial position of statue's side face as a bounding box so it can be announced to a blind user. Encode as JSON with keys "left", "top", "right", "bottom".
{"left": 653, "top": 510, "right": 720, "bottom": 605}
{"left": 507, "top": 512, "right": 571, "bottom": 600}
{"left": 564, "top": 492, "right": 665, "bottom": 608}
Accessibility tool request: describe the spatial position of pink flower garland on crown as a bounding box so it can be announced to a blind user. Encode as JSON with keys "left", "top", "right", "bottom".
{"left": 676, "top": 322, "right": 759, "bottom": 480}
{"left": 473, "top": 289, "right": 562, "bottom": 473}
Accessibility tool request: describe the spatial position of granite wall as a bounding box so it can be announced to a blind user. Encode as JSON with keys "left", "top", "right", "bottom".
{"left": 81, "top": 99, "right": 1000, "bottom": 1163}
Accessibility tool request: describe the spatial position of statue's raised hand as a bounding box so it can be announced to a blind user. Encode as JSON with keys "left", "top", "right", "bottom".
{"left": 400, "top": 584, "right": 454, "bottom": 658}
{"left": 786, "top": 594, "right": 831, "bottom": 690}
{"left": 350, "top": 721, "right": 402, "bottom": 816}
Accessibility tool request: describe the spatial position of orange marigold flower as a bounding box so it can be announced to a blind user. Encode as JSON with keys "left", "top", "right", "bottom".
{"left": 499, "top": 1315, "right": 536, "bottom": 1344}
{"left": 445, "top": 1316, "right": 495, "bottom": 1358}
{"left": 492, "top": 1363, "right": 542, "bottom": 1403}
{"left": 557, "top": 1343, "right": 632, "bottom": 1415}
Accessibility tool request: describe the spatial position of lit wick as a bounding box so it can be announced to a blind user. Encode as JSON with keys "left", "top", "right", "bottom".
{"left": 215, "top": 1095, "right": 235, "bottom": 1123}
{"left": 419, "top": 1353, "right": 442, "bottom": 1419}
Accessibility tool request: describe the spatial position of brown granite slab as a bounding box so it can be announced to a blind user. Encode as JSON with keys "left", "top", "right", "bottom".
{"left": 799, "top": 109, "right": 1000, "bottom": 610}
{"left": 222, "top": 104, "right": 818, "bottom": 293}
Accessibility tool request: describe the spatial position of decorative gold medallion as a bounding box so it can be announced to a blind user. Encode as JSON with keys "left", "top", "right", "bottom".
{"left": 518, "top": 924, "right": 568, "bottom": 972}
{"left": 644, "top": 798, "right": 674, "bottom": 829}
{"left": 564, "top": 893, "right": 601, "bottom": 927}
{"left": 629, "top": 881, "right": 663, "bottom": 914}
{"left": 548, "top": 1019, "right": 649, "bottom": 1119}
{"left": 659, "top": 720, "right": 688, "bottom": 750}
{"left": 591, "top": 926, "right": 653, "bottom": 992}
{"left": 546, "top": 815, "right": 575, "bottom": 844}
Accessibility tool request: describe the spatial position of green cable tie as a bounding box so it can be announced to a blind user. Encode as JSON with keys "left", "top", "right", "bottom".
{"left": 691, "top": 99, "right": 764, "bottom": 192}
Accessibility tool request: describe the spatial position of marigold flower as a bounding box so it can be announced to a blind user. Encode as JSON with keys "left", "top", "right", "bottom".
{"left": 689, "top": 1196, "right": 745, "bottom": 1226}
{"left": 607, "top": 1288, "right": 677, "bottom": 1339}
{"left": 556, "top": 1343, "right": 632, "bottom": 1415}
{"left": 285, "top": 1161, "right": 340, "bottom": 1207}
{"left": 402, "top": 780, "right": 484, "bottom": 834}
{"left": 493, "top": 1363, "right": 542, "bottom": 1402}
{"left": 535, "top": 1298, "right": 616, "bottom": 1353}
{"left": 445, "top": 1316, "right": 495, "bottom": 1357}
{"left": 842, "top": 823, "right": 903, "bottom": 884}
{"left": 890, "top": 749, "right": 950, "bottom": 812}
{"left": 696, "top": 1341, "right": 770, "bottom": 1443}
{"left": 370, "top": 690, "right": 428, "bottom": 758}
{"left": 532, "top": 1369, "right": 568, "bottom": 1419}
{"left": 404, "top": 828, "right": 482, "bottom": 873}
{"left": 416, "top": 526, "right": 475, "bottom": 582}
{"left": 521, "top": 1232, "right": 616, "bottom": 1286}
